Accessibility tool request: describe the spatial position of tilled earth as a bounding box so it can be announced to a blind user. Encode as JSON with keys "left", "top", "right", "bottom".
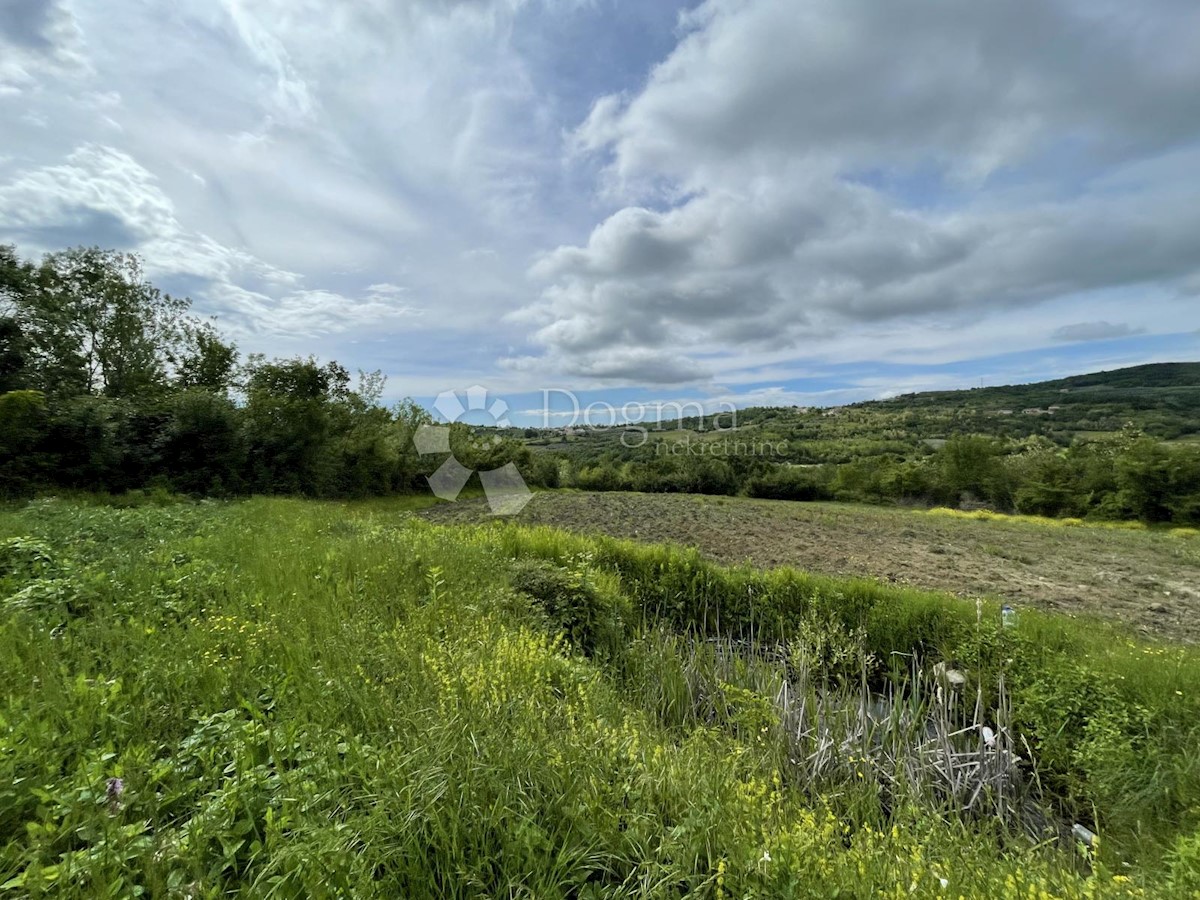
{"left": 419, "top": 490, "right": 1200, "bottom": 642}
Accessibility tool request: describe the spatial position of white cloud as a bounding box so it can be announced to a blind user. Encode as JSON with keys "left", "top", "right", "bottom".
{"left": 2, "top": 0, "right": 1199, "bottom": 399}
{"left": 515, "top": 0, "right": 1200, "bottom": 384}
{"left": 0, "top": 0, "right": 90, "bottom": 94}
{"left": 0, "top": 144, "right": 425, "bottom": 340}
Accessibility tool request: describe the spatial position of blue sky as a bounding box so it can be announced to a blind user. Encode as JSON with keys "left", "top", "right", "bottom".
{"left": 2, "top": 0, "right": 1199, "bottom": 426}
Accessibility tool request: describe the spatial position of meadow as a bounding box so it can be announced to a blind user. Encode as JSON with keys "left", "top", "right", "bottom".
{"left": 3, "top": 495, "right": 1199, "bottom": 897}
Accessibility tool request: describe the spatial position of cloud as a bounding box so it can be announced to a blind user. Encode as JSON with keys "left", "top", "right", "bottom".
{"left": 520, "top": 157, "right": 1200, "bottom": 381}
{"left": 2, "top": 0, "right": 1199, "bottom": 400}
{"left": 514, "top": 0, "right": 1200, "bottom": 384}
{"left": 0, "top": 0, "right": 88, "bottom": 93}
{"left": 1051, "top": 321, "right": 1146, "bottom": 343}
{"left": 576, "top": 0, "right": 1200, "bottom": 184}
{"left": 0, "top": 144, "right": 424, "bottom": 340}
{"left": 0, "top": 144, "right": 178, "bottom": 241}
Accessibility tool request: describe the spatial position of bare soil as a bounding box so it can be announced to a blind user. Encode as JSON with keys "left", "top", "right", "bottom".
{"left": 420, "top": 491, "right": 1200, "bottom": 642}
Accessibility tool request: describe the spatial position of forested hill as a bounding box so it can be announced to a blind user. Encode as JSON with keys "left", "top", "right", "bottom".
{"left": 1044, "top": 361, "right": 1200, "bottom": 390}
{"left": 876, "top": 362, "right": 1200, "bottom": 410}
{"left": 549, "top": 361, "right": 1200, "bottom": 522}
{"left": 709, "top": 362, "right": 1200, "bottom": 445}
{"left": 855, "top": 362, "right": 1200, "bottom": 443}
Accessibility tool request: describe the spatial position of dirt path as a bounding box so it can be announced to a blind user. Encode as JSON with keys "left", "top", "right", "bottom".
{"left": 419, "top": 491, "right": 1200, "bottom": 642}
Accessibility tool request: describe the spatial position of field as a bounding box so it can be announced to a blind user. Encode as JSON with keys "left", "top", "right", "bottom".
{"left": 3, "top": 496, "right": 1200, "bottom": 897}
{"left": 422, "top": 491, "right": 1200, "bottom": 642}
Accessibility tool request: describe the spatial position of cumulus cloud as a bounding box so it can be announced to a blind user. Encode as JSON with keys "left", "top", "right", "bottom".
{"left": 519, "top": 0, "right": 1200, "bottom": 383}
{"left": 576, "top": 0, "right": 1200, "bottom": 183}
{"left": 521, "top": 158, "right": 1200, "bottom": 380}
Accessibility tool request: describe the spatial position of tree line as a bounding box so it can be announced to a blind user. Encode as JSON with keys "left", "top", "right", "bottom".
{"left": 3, "top": 243, "right": 1197, "bottom": 523}
{"left": 559, "top": 428, "right": 1200, "bottom": 524}
{"left": 0, "top": 245, "right": 547, "bottom": 499}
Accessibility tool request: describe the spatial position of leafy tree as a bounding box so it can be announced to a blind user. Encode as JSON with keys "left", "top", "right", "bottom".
{"left": 242, "top": 356, "right": 342, "bottom": 495}
{"left": 390, "top": 398, "right": 436, "bottom": 490}
{"left": 176, "top": 322, "right": 238, "bottom": 394}
{"left": 936, "top": 435, "right": 1009, "bottom": 507}
{"left": 19, "top": 248, "right": 190, "bottom": 398}
{"left": 162, "top": 390, "right": 245, "bottom": 495}
{"left": 1115, "top": 435, "right": 1176, "bottom": 523}
{"left": 0, "top": 317, "right": 27, "bottom": 393}
{"left": 0, "top": 246, "right": 35, "bottom": 393}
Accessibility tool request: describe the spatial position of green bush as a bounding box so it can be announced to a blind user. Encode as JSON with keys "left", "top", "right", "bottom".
{"left": 509, "top": 556, "right": 630, "bottom": 659}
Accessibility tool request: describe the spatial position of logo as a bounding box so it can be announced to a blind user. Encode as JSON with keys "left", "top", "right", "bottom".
{"left": 413, "top": 385, "right": 532, "bottom": 515}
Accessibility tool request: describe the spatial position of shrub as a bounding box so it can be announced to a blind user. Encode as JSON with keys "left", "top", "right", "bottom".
{"left": 509, "top": 556, "right": 630, "bottom": 659}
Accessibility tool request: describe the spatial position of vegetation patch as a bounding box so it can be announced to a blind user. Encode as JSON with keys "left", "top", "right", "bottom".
{"left": 3, "top": 497, "right": 1196, "bottom": 896}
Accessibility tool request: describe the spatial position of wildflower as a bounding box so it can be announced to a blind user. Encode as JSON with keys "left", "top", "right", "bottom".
{"left": 106, "top": 777, "right": 124, "bottom": 813}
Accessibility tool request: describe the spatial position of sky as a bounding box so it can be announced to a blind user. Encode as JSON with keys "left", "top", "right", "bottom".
{"left": 2, "top": 0, "right": 1199, "bottom": 425}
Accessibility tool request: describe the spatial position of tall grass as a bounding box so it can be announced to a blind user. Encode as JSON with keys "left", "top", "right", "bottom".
{"left": 482, "top": 521, "right": 1200, "bottom": 862}
{"left": 0, "top": 497, "right": 1194, "bottom": 896}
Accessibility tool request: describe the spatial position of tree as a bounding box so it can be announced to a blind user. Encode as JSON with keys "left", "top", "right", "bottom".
{"left": 22, "top": 248, "right": 190, "bottom": 398}
{"left": 242, "top": 356, "right": 345, "bottom": 494}
{"left": 162, "top": 390, "right": 245, "bottom": 494}
{"left": 0, "top": 317, "right": 27, "bottom": 393}
{"left": 936, "top": 435, "right": 1010, "bottom": 507}
{"left": 0, "top": 390, "right": 48, "bottom": 496}
{"left": 0, "top": 246, "right": 34, "bottom": 393}
{"left": 1114, "top": 435, "right": 1175, "bottom": 523}
{"left": 176, "top": 322, "right": 238, "bottom": 394}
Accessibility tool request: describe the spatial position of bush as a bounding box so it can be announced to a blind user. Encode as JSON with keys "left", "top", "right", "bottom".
{"left": 509, "top": 556, "right": 629, "bottom": 659}
{"left": 745, "top": 466, "right": 832, "bottom": 501}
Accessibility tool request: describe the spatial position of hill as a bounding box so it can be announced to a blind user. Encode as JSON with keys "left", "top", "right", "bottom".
{"left": 863, "top": 361, "right": 1200, "bottom": 441}
{"left": 526, "top": 362, "right": 1200, "bottom": 522}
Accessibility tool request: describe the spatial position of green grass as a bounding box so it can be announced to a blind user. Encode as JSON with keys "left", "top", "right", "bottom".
{"left": 1, "top": 497, "right": 1197, "bottom": 897}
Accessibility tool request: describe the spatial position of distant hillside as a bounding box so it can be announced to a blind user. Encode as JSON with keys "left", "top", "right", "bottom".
{"left": 539, "top": 362, "right": 1200, "bottom": 466}
{"left": 859, "top": 362, "right": 1200, "bottom": 443}
{"left": 1046, "top": 361, "right": 1200, "bottom": 390}
{"left": 882, "top": 362, "right": 1200, "bottom": 409}
{"left": 518, "top": 361, "right": 1200, "bottom": 524}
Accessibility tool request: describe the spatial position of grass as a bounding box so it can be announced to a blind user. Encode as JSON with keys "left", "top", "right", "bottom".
{"left": 924, "top": 508, "right": 1162, "bottom": 532}
{"left": 422, "top": 491, "right": 1200, "bottom": 642}
{"left": 1, "top": 496, "right": 1198, "bottom": 897}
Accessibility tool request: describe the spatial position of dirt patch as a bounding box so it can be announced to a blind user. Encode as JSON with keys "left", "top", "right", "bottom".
{"left": 420, "top": 491, "right": 1200, "bottom": 642}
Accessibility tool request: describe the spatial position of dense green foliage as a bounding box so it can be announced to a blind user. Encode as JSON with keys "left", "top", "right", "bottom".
{"left": 3, "top": 497, "right": 1197, "bottom": 896}
{"left": 0, "top": 245, "right": 540, "bottom": 500}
